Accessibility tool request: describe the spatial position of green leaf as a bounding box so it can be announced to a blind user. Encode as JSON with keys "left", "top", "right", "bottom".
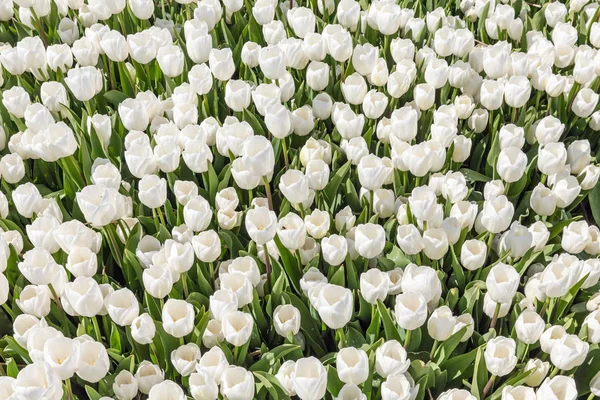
{"left": 589, "top": 184, "right": 600, "bottom": 227}
{"left": 253, "top": 371, "right": 292, "bottom": 399}
{"left": 281, "top": 293, "right": 327, "bottom": 357}
{"left": 103, "top": 89, "right": 129, "bottom": 106}
{"left": 433, "top": 326, "right": 467, "bottom": 365}
{"left": 5, "top": 358, "right": 19, "bottom": 377}
{"left": 471, "top": 346, "right": 488, "bottom": 399}
{"left": 85, "top": 386, "right": 103, "bottom": 400}
{"left": 460, "top": 168, "right": 491, "bottom": 183}
{"left": 273, "top": 235, "right": 303, "bottom": 295}
{"left": 377, "top": 300, "right": 402, "bottom": 342}
{"left": 250, "top": 344, "right": 301, "bottom": 372}
{"left": 323, "top": 161, "right": 351, "bottom": 207}
{"left": 441, "top": 347, "right": 479, "bottom": 382}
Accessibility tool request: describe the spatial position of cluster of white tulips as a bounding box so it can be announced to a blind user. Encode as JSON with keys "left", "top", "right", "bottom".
{"left": 0, "top": 0, "right": 600, "bottom": 399}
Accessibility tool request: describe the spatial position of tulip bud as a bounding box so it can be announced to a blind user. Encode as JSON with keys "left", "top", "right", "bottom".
{"left": 395, "top": 291, "right": 428, "bottom": 331}
{"left": 336, "top": 347, "right": 369, "bottom": 385}
{"left": 428, "top": 306, "right": 457, "bottom": 341}
{"left": 113, "top": 370, "right": 139, "bottom": 400}
{"left": 293, "top": 357, "right": 327, "bottom": 400}
{"left": 316, "top": 284, "right": 352, "bottom": 329}
{"left": 162, "top": 299, "right": 195, "bottom": 338}
{"left": 485, "top": 336, "right": 517, "bottom": 377}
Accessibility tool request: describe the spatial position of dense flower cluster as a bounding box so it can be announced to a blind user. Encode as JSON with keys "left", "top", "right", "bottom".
{"left": 0, "top": 0, "right": 600, "bottom": 399}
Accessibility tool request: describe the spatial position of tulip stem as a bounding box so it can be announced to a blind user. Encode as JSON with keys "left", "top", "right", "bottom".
{"left": 92, "top": 316, "right": 102, "bottom": 341}
{"left": 263, "top": 243, "right": 272, "bottom": 293}
{"left": 1, "top": 304, "right": 16, "bottom": 320}
{"left": 66, "top": 378, "right": 73, "bottom": 400}
{"left": 482, "top": 375, "right": 495, "bottom": 398}
{"left": 404, "top": 329, "right": 412, "bottom": 350}
{"left": 337, "top": 328, "right": 346, "bottom": 348}
{"left": 549, "top": 366, "right": 561, "bottom": 379}
{"left": 181, "top": 272, "right": 189, "bottom": 299}
{"left": 280, "top": 138, "right": 290, "bottom": 169}
{"left": 369, "top": 190, "right": 374, "bottom": 220}
{"left": 490, "top": 302, "right": 501, "bottom": 331}
{"left": 430, "top": 341, "right": 439, "bottom": 359}
{"left": 262, "top": 176, "right": 274, "bottom": 211}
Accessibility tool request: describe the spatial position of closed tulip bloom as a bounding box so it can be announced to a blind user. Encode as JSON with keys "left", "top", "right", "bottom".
{"left": 197, "top": 346, "right": 229, "bottom": 384}
{"left": 222, "top": 311, "right": 254, "bottom": 346}
{"left": 381, "top": 374, "right": 418, "bottom": 400}
{"left": 142, "top": 263, "right": 173, "bottom": 298}
{"left": 422, "top": 228, "right": 449, "bottom": 260}
{"left": 74, "top": 338, "right": 110, "bottom": 383}
{"left": 183, "top": 195, "right": 212, "bottom": 232}
{"left": 501, "top": 385, "right": 535, "bottom": 400}
{"left": 354, "top": 223, "right": 385, "bottom": 259}
{"left": 336, "top": 347, "right": 369, "bottom": 385}
{"left": 562, "top": 221, "right": 592, "bottom": 254}
{"left": 566, "top": 140, "right": 591, "bottom": 175}
{"left": 480, "top": 195, "right": 514, "bottom": 234}
{"left": 536, "top": 375, "right": 577, "bottom": 400}
{"left": 273, "top": 304, "right": 301, "bottom": 337}
{"left": 401, "top": 264, "right": 442, "bottom": 309}
{"left": 106, "top": 288, "right": 139, "bottom": 326}
{"left": 113, "top": 370, "right": 138, "bottom": 400}
{"left": 65, "top": 66, "right": 103, "bottom": 102}
{"left": 428, "top": 306, "right": 457, "bottom": 341}
{"left": 293, "top": 357, "right": 327, "bottom": 400}
{"left": 162, "top": 299, "right": 195, "bottom": 338}
{"left": 395, "top": 292, "right": 428, "bottom": 331}
{"left": 63, "top": 276, "right": 104, "bottom": 317}
{"left": 220, "top": 366, "right": 254, "bottom": 400}
{"left": 316, "top": 284, "right": 352, "bottom": 329}
{"left": 460, "top": 239, "right": 487, "bottom": 271}
{"left": 552, "top": 176, "right": 581, "bottom": 208}
{"left": 321, "top": 235, "right": 348, "bottom": 266}
{"left": 538, "top": 143, "right": 567, "bottom": 176}
{"left": 530, "top": 184, "right": 557, "bottom": 216}
{"left": 504, "top": 76, "right": 531, "bottom": 108}
{"left": 359, "top": 268, "right": 389, "bottom": 304}
{"left": 131, "top": 313, "right": 156, "bottom": 345}
{"left": 208, "top": 48, "right": 235, "bottom": 81}
{"left": 572, "top": 88, "right": 599, "bottom": 118}
{"left": 304, "top": 209, "right": 330, "bottom": 239}
{"left": 486, "top": 263, "right": 519, "bottom": 305}
{"left": 550, "top": 334, "right": 589, "bottom": 370}
{"left": 13, "top": 361, "right": 63, "bottom": 400}
{"left": 522, "top": 358, "right": 550, "bottom": 387}
{"left": 245, "top": 207, "right": 277, "bottom": 245}
{"left": 278, "top": 169, "right": 309, "bottom": 205}
{"left": 304, "top": 159, "right": 329, "bottom": 191}
{"left": 100, "top": 30, "right": 128, "bottom": 62}
{"left": 396, "top": 224, "right": 424, "bottom": 255}
{"left": 335, "top": 384, "right": 366, "bottom": 400}
{"left": 16, "top": 285, "right": 51, "bottom": 317}
{"left": 189, "top": 369, "right": 218, "bottom": 400}
{"left": 224, "top": 80, "right": 251, "bottom": 112}
{"left": 485, "top": 336, "right": 517, "bottom": 377}
{"left": 515, "top": 310, "right": 545, "bottom": 344}
{"left": 438, "top": 389, "right": 477, "bottom": 400}
{"left": 241, "top": 136, "right": 274, "bottom": 178}
{"left": 147, "top": 380, "right": 185, "bottom": 400}
{"left": 220, "top": 274, "right": 252, "bottom": 307}
{"left": 497, "top": 147, "right": 527, "bottom": 183}
{"left": 409, "top": 186, "right": 438, "bottom": 222}
{"left": 480, "top": 80, "right": 505, "bottom": 110}
{"left": 171, "top": 343, "right": 201, "bottom": 377}
{"left": 156, "top": 44, "right": 184, "bottom": 77}
{"left": 413, "top": 83, "right": 436, "bottom": 110}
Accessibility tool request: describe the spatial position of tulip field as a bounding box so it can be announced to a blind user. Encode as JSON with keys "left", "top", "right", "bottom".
{"left": 2, "top": 0, "right": 600, "bottom": 398}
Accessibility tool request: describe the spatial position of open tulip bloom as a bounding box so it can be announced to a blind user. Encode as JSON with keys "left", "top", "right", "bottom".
{"left": 2, "top": 0, "right": 600, "bottom": 399}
